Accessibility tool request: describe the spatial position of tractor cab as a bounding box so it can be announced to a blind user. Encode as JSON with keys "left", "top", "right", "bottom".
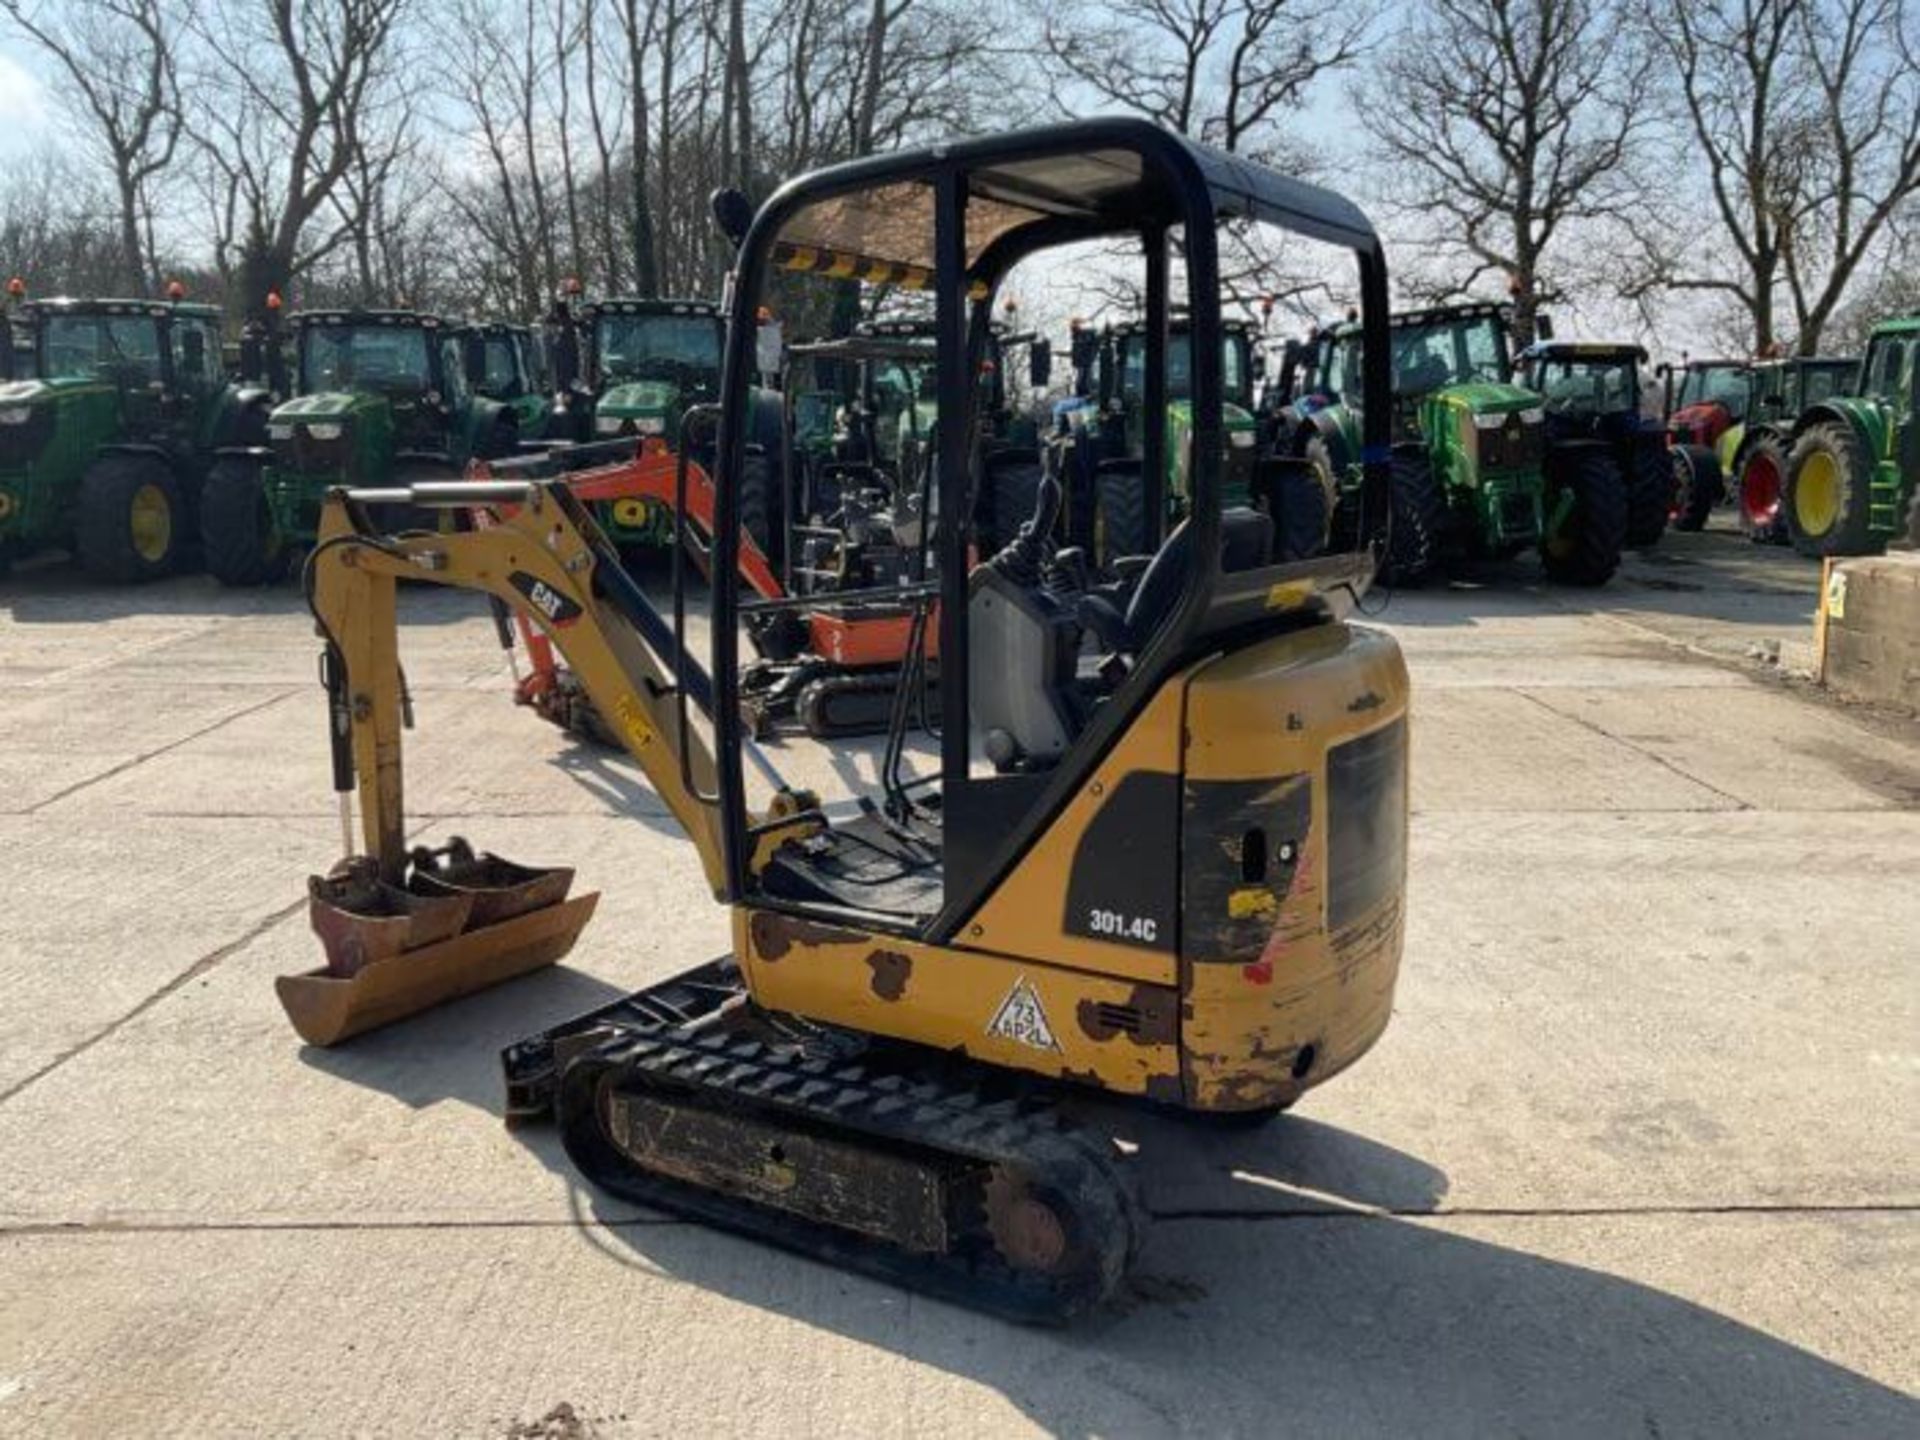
{"left": 201, "top": 309, "right": 511, "bottom": 584}
{"left": 1664, "top": 359, "right": 1751, "bottom": 447}
{"left": 583, "top": 297, "right": 724, "bottom": 444}
{"left": 1515, "top": 341, "right": 1648, "bottom": 438}
{"left": 785, "top": 327, "right": 939, "bottom": 542}
{"left": 273, "top": 310, "right": 484, "bottom": 487}
{"left": 1747, "top": 356, "right": 1858, "bottom": 421}
{"left": 14, "top": 296, "right": 227, "bottom": 431}
{"left": 463, "top": 321, "right": 555, "bottom": 440}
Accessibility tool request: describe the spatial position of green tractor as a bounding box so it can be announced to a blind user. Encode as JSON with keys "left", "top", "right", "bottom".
{"left": 1724, "top": 354, "right": 1858, "bottom": 543}
{"left": 786, "top": 318, "right": 1053, "bottom": 557}
{"left": 578, "top": 297, "right": 724, "bottom": 453}
{"left": 1783, "top": 313, "right": 1919, "bottom": 557}
{"left": 1298, "top": 302, "right": 1621, "bottom": 586}
{"left": 1060, "top": 315, "right": 1267, "bottom": 562}
{"left": 465, "top": 321, "right": 556, "bottom": 441}
{"left": 1513, "top": 340, "right": 1671, "bottom": 549}
{"left": 0, "top": 290, "right": 274, "bottom": 581}
{"left": 200, "top": 309, "right": 516, "bottom": 585}
{"left": 549, "top": 295, "right": 788, "bottom": 558}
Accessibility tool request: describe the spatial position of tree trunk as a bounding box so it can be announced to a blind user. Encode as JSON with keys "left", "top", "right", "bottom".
{"left": 116, "top": 171, "right": 147, "bottom": 295}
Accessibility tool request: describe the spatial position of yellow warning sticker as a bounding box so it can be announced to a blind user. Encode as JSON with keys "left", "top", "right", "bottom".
{"left": 614, "top": 692, "right": 653, "bottom": 748}
{"left": 1826, "top": 570, "right": 1848, "bottom": 620}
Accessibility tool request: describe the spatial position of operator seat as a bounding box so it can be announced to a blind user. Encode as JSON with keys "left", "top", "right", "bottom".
{"left": 968, "top": 475, "right": 1273, "bottom": 772}
{"left": 1076, "top": 508, "right": 1274, "bottom": 655}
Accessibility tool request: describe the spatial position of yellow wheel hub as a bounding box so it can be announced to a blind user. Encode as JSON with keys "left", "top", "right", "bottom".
{"left": 1795, "top": 451, "right": 1841, "bottom": 536}
{"left": 129, "top": 482, "right": 173, "bottom": 562}
{"left": 612, "top": 497, "right": 653, "bottom": 528}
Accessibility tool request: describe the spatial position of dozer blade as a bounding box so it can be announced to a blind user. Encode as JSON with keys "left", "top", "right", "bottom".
{"left": 278, "top": 891, "right": 599, "bottom": 1047}
{"left": 506, "top": 962, "right": 1142, "bottom": 1324}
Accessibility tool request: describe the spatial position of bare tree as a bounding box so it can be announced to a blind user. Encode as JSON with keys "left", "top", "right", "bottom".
{"left": 0, "top": 154, "right": 130, "bottom": 296}
{"left": 1780, "top": 0, "right": 1920, "bottom": 350}
{"left": 1, "top": 0, "right": 183, "bottom": 293}
{"left": 1044, "top": 0, "right": 1371, "bottom": 165}
{"left": 1361, "top": 0, "right": 1643, "bottom": 346}
{"left": 188, "top": 0, "right": 414, "bottom": 319}
{"left": 1635, "top": 0, "right": 1919, "bottom": 354}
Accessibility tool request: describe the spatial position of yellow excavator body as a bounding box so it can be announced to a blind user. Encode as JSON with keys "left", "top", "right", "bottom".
{"left": 279, "top": 117, "right": 1410, "bottom": 1321}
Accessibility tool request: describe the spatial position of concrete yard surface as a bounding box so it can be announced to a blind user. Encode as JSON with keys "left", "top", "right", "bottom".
{"left": 0, "top": 527, "right": 1916, "bottom": 1437}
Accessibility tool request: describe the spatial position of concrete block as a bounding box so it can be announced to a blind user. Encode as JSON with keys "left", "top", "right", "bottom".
{"left": 1819, "top": 553, "right": 1920, "bottom": 710}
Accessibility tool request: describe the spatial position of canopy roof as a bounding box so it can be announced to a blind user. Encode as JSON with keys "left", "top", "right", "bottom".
{"left": 1516, "top": 340, "right": 1648, "bottom": 364}
{"left": 21, "top": 297, "right": 222, "bottom": 321}
{"left": 766, "top": 118, "right": 1380, "bottom": 285}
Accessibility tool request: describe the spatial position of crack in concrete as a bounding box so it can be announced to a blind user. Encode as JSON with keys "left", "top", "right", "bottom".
{"left": 0, "top": 813, "right": 469, "bottom": 1110}
{"left": 19, "top": 689, "right": 300, "bottom": 815}
{"left": 0, "top": 895, "right": 309, "bottom": 1108}
{"left": 1512, "top": 686, "right": 1755, "bottom": 810}
{"left": 0, "top": 1201, "right": 1911, "bottom": 1240}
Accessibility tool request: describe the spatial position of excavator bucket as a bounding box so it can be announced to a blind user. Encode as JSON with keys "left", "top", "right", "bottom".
{"left": 276, "top": 839, "right": 598, "bottom": 1047}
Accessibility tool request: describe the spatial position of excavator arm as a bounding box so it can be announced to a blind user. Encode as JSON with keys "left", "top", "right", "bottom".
{"left": 307, "top": 478, "right": 730, "bottom": 895}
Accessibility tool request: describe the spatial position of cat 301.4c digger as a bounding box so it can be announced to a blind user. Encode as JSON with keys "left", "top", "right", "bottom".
{"left": 282, "top": 119, "right": 1408, "bottom": 1324}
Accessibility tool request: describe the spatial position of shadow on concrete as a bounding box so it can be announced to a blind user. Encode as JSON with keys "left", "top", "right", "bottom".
{"left": 542, "top": 744, "right": 696, "bottom": 839}
{"left": 564, "top": 1118, "right": 1912, "bottom": 1438}
{"left": 295, "top": 962, "right": 627, "bottom": 1120}
{"left": 291, "top": 967, "right": 1911, "bottom": 1435}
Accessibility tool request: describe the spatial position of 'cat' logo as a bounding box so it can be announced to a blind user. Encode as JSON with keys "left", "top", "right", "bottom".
{"left": 508, "top": 570, "right": 583, "bottom": 627}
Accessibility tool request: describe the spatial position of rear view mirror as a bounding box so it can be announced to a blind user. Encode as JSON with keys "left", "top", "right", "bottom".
{"left": 1070, "top": 328, "right": 1098, "bottom": 376}
{"left": 711, "top": 188, "right": 753, "bottom": 251}
{"left": 1535, "top": 313, "right": 1555, "bottom": 341}
{"left": 1250, "top": 349, "right": 1267, "bottom": 381}
{"left": 551, "top": 321, "right": 580, "bottom": 391}
{"left": 1028, "top": 337, "right": 1052, "bottom": 389}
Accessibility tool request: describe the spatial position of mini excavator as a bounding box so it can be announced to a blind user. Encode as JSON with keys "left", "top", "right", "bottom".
{"left": 280, "top": 120, "right": 1407, "bottom": 1322}
{"left": 468, "top": 429, "right": 944, "bottom": 745}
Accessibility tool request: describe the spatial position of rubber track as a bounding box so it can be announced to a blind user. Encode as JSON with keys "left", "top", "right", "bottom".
{"left": 538, "top": 983, "right": 1139, "bottom": 1323}
{"left": 797, "top": 670, "right": 937, "bottom": 739}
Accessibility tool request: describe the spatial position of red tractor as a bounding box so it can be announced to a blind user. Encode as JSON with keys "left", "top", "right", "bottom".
{"left": 1660, "top": 358, "right": 1751, "bottom": 530}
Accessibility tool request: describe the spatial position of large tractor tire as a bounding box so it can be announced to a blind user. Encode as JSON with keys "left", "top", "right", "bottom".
{"left": 1379, "top": 451, "right": 1445, "bottom": 587}
{"left": 1785, "top": 422, "right": 1879, "bottom": 558}
{"left": 1734, "top": 434, "right": 1791, "bottom": 545}
{"left": 76, "top": 452, "right": 184, "bottom": 583}
{"left": 1095, "top": 461, "right": 1149, "bottom": 567}
{"left": 201, "top": 457, "right": 289, "bottom": 586}
{"left": 1625, "top": 443, "right": 1671, "bottom": 549}
{"left": 1300, "top": 430, "right": 1355, "bottom": 549}
{"left": 1542, "top": 449, "right": 1628, "bottom": 586}
{"left": 1264, "top": 459, "right": 1331, "bottom": 563}
{"left": 983, "top": 455, "right": 1044, "bottom": 555}
{"left": 1669, "top": 444, "right": 1720, "bottom": 531}
{"left": 737, "top": 449, "right": 779, "bottom": 563}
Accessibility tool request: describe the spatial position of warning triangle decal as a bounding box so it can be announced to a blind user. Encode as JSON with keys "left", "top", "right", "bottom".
{"left": 986, "top": 977, "right": 1061, "bottom": 1052}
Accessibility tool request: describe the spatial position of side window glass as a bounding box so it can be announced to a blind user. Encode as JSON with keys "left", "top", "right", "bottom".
{"left": 105, "top": 318, "right": 164, "bottom": 386}
{"left": 174, "top": 320, "right": 214, "bottom": 387}
{"left": 440, "top": 337, "right": 470, "bottom": 405}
